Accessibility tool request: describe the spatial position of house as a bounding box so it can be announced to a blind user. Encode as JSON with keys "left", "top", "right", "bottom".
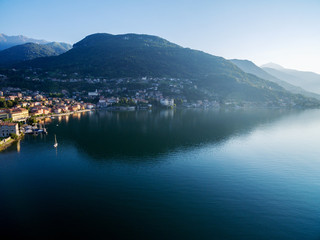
{"left": 24, "top": 96, "right": 32, "bottom": 101}
{"left": 0, "top": 122, "right": 19, "bottom": 137}
{"left": 86, "top": 104, "right": 95, "bottom": 109}
{"left": 106, "top": 97, "right": 119, "bottom": 104}
{"left": 0, "top": 109, "right": 9, "bottom": 120}
{"left": 62, "top": 106, "right": 69, "bottom": 112}
{"left": 68, "top": 105, "right": 78, "bottom": 112}
{"left": 54, "top": 108, "right": 62, "bottom": 114}
{"left": 21, "top": 102, "right": 28, "bottom": 107}
{"left": 34, "top": 94, "right": 44, "bottom": 101}
{"left": 42, "top": 107, "right": 51, "bottom": 115}
{"left": 30, "top": 107, "right": 43, "bottom": 116}
{"left": 97, "top": 99, "right": 107, "bottom": 108}
{"left": 160, "top": 98, "right": 174, "bottom": 107}
{"left": 6, "top": 96, "right": 16, "bottom": 101}
{"left": 88, "top": 89, "right": 99, "bottom": 97}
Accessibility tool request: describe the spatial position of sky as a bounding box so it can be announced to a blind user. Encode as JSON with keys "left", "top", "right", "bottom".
{"left": 1, "top": 0, "right": 319, "bottom": 73}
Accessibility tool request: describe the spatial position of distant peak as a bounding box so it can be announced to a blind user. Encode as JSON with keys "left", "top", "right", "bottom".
{"left": 261, "top": 62, "right": 284, "bottom": 70}
{"left": 73, "top": 32, "right": 181, "bottom": 49}
{"left": 230, "top": 59, "right": 255, "bottom": 64}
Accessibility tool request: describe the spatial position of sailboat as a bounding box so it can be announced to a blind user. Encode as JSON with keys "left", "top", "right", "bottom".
{"left": 54, "top": 134, "right": 58, "bottom": 148}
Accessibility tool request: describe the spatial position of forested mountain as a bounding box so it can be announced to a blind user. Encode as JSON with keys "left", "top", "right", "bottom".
{"left": 7, "top": 33, "right": 320, "bottom": 105}
{"left": 0, "top": 42, "right": 71, "bottom": 65}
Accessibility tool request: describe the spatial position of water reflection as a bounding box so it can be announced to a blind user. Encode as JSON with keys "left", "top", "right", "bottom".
{"left": 16, "top": 140, "right": 20, "bottom": 153}
{"left": 47, "top": 109, "right": 300, "bottom": 159}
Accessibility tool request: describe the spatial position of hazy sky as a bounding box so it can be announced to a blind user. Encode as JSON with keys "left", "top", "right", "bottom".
{"left": 1, "top": 0, "right": 319, "bottom": 73}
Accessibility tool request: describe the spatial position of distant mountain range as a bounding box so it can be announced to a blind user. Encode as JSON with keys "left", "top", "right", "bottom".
{"left": 0, "top": 33, "right": 50, "bottom": 50}
{"left": 0, "top": 42, "right": 72, "bottom": 65}
{"left": 261, "top": 64, "right": 320, "bottom": 95}
{"left": 231, "top": 59, "right": 320, "bottom": 99}
{"left": 0, "top": 34, "right": 72, "bottom": 65}
{"left": 0, "top": 32, "right": 318, "bottom": 106}
{"left": 16, "top": 33, "right": 298, "bottom": 102}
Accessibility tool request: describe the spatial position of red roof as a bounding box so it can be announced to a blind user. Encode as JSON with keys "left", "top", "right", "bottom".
{"left": 0, "top": 122, "right": 17, "bottom": 126}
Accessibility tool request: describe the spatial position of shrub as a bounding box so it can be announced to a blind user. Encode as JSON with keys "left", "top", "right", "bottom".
{"left": 10, "top": 133, "right": 19, "bottom": 140}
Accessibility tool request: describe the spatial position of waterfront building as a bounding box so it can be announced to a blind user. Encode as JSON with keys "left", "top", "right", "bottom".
{"left": 0, "top": 122, "right": 19, "bottom": 137}
{"left": 54, "top": 108, "right": 61, "bottom": 114}
{"left": 9, "top": 108, "right": 29, "bottom": 121}
{"left": 86, "top": 104, "right": 95, "bottom": 109}
{"left": 68, "top": 106, "right": 79, "bottom": 112}
{"left": 160, "top": 98, "right": 174, "bottom": 107}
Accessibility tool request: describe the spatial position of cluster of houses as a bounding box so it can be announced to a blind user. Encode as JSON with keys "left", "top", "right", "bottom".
{"left": 0, "top": 89, "right": 96, "bottom": 138}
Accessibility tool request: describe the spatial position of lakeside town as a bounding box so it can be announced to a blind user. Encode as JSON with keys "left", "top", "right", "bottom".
{"left": 0, "top": 71, "right": 315, "bottom": 151}
{"left": 0, "top": 83, "right": 180, "bottom": 151}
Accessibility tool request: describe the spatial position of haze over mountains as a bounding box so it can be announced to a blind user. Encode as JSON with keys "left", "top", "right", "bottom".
{"left": 0, "top": 34, "right": 49, "bottom": 50}
{"left": 0, "top": 34, "right": 72, "bottom": 65}
{"left": 231, "top": 59, "right": 320, "bottom": 99}
{"left": 1, "top": 32, "right": 319, "bottom": 106}
{"left": 261, "top": 64, "right": 320, "bottom": 95}
{"left": 0, "top": 42, "right": 72, "bottom": 65}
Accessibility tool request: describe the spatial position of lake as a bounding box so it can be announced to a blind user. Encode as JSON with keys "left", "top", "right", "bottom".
{"left": 1, "top": 109, "right": 320, "bottom": 239}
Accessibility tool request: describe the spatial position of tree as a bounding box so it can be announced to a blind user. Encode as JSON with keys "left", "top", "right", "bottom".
{"left": 10, "top": 133, "right": 18, "bottom": 140}
{"left": 0, "top": 99, "right": 7, "bottom": 108}
{"left": 6, "top": 100, "right": 13, "bottom": 108}
{"left": 27, "top": 117, "right": 37, "bottom": 125}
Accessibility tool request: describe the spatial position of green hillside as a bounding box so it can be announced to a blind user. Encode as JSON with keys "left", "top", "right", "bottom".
{"left": 11, "top": 33, "right": 320, "bottom": 105}
{"left": 0, "top": 42, "right": 71, "bottom": 65}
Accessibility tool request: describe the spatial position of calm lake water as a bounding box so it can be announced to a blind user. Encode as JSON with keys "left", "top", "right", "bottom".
{"left": 1, "top": 109, "right": 320, "bottom": 239}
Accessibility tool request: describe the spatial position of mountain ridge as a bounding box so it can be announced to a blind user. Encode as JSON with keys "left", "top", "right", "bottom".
{"left": 231, "top": 59, "right": 320, "bottom": 100}
{"left": 5, "top": 32, "right": 319, "bottom": 106}
{"left": 0, "top": 42, "right": 72, "bottom": 65}
{"left": 0, "top": 33, "right": 49, "bottom": 50}
{"left": 262, "top": 65, "right": 320, "bottom": 95}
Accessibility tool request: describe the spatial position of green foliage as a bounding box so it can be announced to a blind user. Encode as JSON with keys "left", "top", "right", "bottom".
{"left": 0, "top": 98, "right": 18, "bottom": 108}
{"left": 10, "top": 133, "right": 18, "bottom": 140}
{"left": 0, "top": 42, "right": 71, "bottom": 65}
{"left": 1, "top": 33, "right": 319, "bottom": 107}
{"left": 27, "top": 117, "right": 37, "bottom": 124}
{"left": 49, "top": 92, "right": 64, "bottom": 98}
{"left": 114, "top": 98, "right": 136, "bottom": 106}
{"left": 0, "top": 98, "right": 7, "bottom": 108}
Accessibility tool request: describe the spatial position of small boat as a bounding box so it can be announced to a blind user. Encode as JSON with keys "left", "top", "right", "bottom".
{"left": 53, "top": 134, "right": 58, "bottom": 148}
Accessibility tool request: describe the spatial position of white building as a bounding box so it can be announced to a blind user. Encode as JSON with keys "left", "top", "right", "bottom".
{"left": 88, "top": 89, "right": 99, "bottom": 97}
{"left": 0, "top": 122, "right": 19, "bottom": 138}
{"left": 160, "top": 98, "right": 174, "bottom": 107}
{"left": 86, "top": 104, "right": 95, "bottom": 109}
